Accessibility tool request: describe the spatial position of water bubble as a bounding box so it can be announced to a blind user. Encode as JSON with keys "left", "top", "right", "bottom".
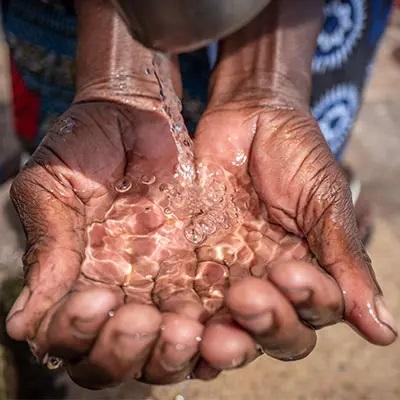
{"left": 195, "top": 336, "right": 202, "bottom": 342}
{"left": 184, "top": 223, "right": 205, "bottom": 245}
{"left": 141, "top": 175, "right": 156, "bottom": 185}
{"left": 145, "top": 274, "right": 153, "bottom": 280}
{"left": 199, "top": 218, "right": 217, "bottom": 235}
{"left": 144, "top": 67, "right": 152, "bottom": 75}
{"left": 183, "top": 139, "right": 190, "bottom": 147}
{"left": 160, "top": 325, "right": 166, "bottom": 331}
{"left": 108, "top": 310, "right": 115, "bottom": 317}
{"left": 164, "top": 207, "right": 173, "bottom": 215}
{"left": 115, "top": 178, "right": 132, "bottom": 193}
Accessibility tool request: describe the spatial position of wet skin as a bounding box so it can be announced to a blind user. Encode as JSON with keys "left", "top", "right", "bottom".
{"left": 6, "top": 95, "right": 397, "bottom": 388}
{"left": 194, "top": 101, "right": 398, "bottom": 377}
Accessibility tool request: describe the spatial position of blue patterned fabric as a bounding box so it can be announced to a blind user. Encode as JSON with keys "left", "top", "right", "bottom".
{"left": 310, "top": 0, "right": 393, "bottom": 158}
{"left": 2, "top": 0, "right": 393, "bottom": 158}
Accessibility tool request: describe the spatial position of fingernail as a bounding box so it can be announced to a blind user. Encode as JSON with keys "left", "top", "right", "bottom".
{"left": 375, "top": 296, "right": 398, "bottom": 336}
{"left": 6, "top": 287, "right": 30, "bottom": 322}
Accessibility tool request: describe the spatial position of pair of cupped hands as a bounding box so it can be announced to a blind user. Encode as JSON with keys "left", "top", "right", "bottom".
{"left": 5, "top": 63, "right": 397, "bottom": 389}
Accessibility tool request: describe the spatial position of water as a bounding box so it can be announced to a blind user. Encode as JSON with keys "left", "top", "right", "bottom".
{"left": 114, "top": 178, "right": 132, "bottom": 193}
{"left": 141, "top": 175, "right": 156, "bottom": 185}
{"left": 152, "top": 53, "right": 196, "bottom": 184}
{"left": 150, "top": 53, "right": 246, "bottom": 246}
{"left": 51, "top": 116, "right": 75, "bottom": 136}
{"left": 46, "top": 356, "right": 63, "bottom": 370}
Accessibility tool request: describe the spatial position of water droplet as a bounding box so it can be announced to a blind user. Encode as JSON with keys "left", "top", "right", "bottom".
{"left": 42, "top": 353, "right": 49, "bottom": 365}
{"left": 184, "top": 223, "right": 205, "bottom": 245}
{"left": 46, "top": 356, "right": 63, "bottom": 370}
{"left": 144, "top": 67, "right": 152, "bottom": 75}
{"left": 175, "top": 343, "right": 186, "bottom": 351}
{"left": 145, "top": 274, "right": 153, "bottom": 280}
{"left": 183, "top": 139, "right": 190, "bottom": 147}
{"left": 108, "top": 310, "right": 115, "bottom": 317}
{"left": 199, "top": 218, "right": 217, "bottom": 235}
{"left": 232, "top": 150, "right": 247, "bottom": 166}
{"left": 27, "top": 339, "right": 38, "bottom": 354}
{"left": 141, "top": 175, "right": 156, "bottom": 185}
{"left": 52, "top": 116, "right": 75, "bottom": 136}
{"left": 175, "top": 395, "right": 185, "bottom": 400}
{"left": 160, "top": 325, "right": 166, "bottom": 331}
{"left": 195, "top": 336, "right": 202, "bottom": 342}
{"left": 115, "top": 178, "right": 132, "bottom": 193}
{"left": 171, "top": 123, "right": 182, "bottom": 133}
{"left": 164, "top": 207, "right": 173, "bottom": 215}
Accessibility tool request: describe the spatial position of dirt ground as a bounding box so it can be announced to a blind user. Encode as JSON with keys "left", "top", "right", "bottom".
{"left": 0, "top": 10, "right": 399, "bottom": 400}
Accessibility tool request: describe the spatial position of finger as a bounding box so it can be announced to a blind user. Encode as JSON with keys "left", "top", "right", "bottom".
{"left": 267, "top": 260, "right": 343, "bottom": 327}
{"left": 6, "top": 165, "right": 83, "bottom": 341}
{"left": 226, "top": 277, "right": 316, "bottom": 361}
{"left": 67, "top": 303, "right": 161, "bottom": 389}
{"left": 301, "top": 163, "right": 397, "bottom": 344}
{"left": 200, "top": 310, "right": 258, "bottom": 370}
{"left": 143, "top": 312, "right": 204, "bottom": 384}
{"left": 44, "top": 288, "right": 123, "bottom": 359}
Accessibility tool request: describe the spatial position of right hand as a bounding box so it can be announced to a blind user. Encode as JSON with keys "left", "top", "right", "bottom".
{"left": 6, "top": 100, "right": 207, "bottom": 387}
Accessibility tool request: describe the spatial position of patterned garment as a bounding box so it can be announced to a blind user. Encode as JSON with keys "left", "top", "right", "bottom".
{"left": 1, "top": 0, "right": 394, "bottom": 163}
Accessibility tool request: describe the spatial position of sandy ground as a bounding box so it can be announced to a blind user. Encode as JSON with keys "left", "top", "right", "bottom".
{"left": 1, "top": 11, "right": 400, "bottom": 400}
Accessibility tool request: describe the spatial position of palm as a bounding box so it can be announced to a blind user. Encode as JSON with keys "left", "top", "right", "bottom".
{"left": 195, "top": 108, "right": 316, "bottom": 286}
{"left": 8, "top": 101, "right": 207, "bottom": 386}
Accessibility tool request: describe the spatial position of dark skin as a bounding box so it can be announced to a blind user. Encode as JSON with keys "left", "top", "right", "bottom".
{"left": 6, "top": 0, "right": 397, "bottom": 388}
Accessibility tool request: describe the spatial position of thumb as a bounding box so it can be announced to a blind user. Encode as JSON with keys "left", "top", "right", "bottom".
{"left": 301, "top": 160, "right": 397, "bottom": 345}
{"left": 6, "top": 161, "right": 82, "bottom": 342}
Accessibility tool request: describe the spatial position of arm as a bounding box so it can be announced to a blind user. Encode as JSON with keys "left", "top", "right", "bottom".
{"left": 209, "top": 0, "right": 323, "bottom": 110}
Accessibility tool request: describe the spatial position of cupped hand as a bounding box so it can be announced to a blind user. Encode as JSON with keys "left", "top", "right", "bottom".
{"left": 6, "top": 101, "right": 212, "bottom": 388}
{"left": 193, "top": 97, "right": 397, "bottom": 373}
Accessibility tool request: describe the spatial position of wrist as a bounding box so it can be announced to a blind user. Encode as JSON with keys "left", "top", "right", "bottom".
{"left": 74, "top": 0, "right": 180, "bottom": 110}
{"left": 208, "top": 0, "right": 323, "bottom": 112}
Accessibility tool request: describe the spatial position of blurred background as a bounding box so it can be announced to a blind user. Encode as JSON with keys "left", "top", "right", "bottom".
{"left": 0, "top": 4, "right": 399, "bottom": 400}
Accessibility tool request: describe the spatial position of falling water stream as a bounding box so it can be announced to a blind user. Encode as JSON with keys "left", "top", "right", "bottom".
{"left": 151, "top": 53, "right": 238, "bottom": 247}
